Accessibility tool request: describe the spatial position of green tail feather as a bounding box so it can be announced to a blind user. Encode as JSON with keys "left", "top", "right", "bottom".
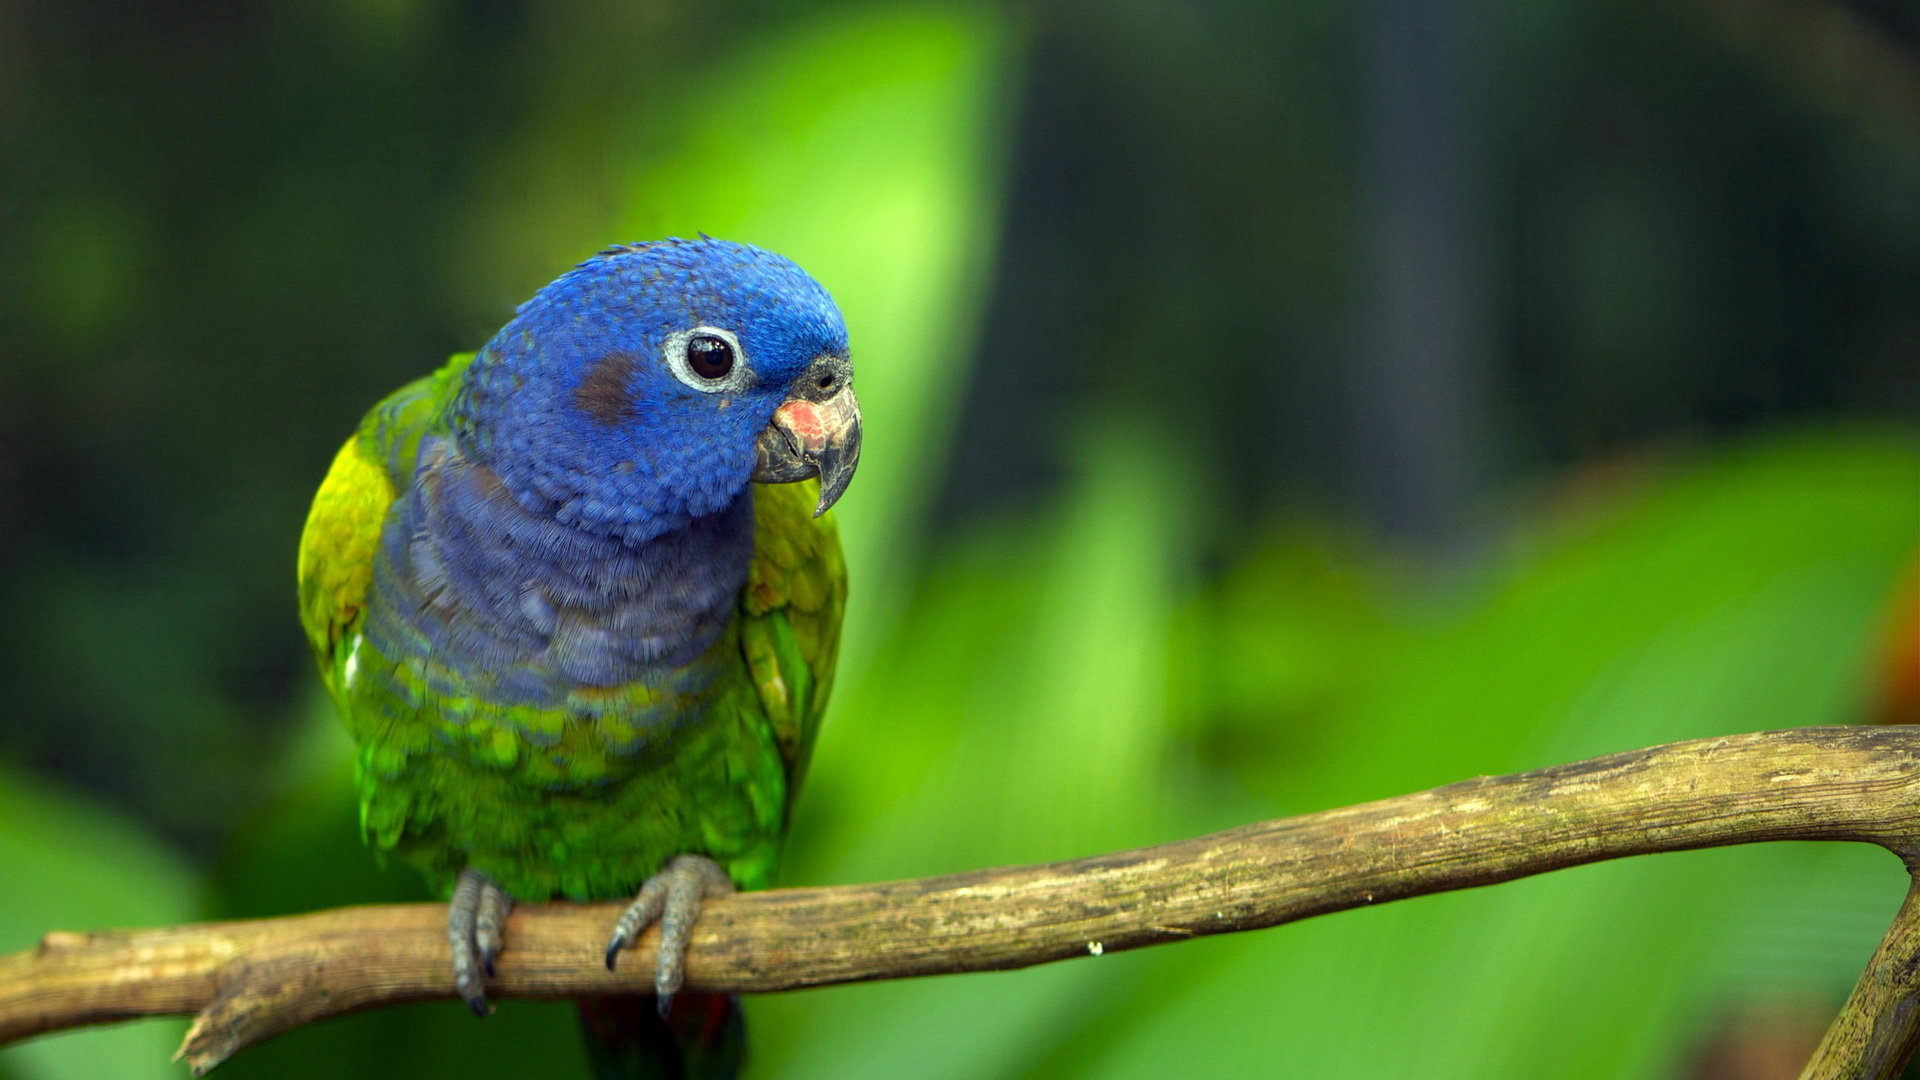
{"left": 575, "top": 994, "right": 746, "bottom": 1080}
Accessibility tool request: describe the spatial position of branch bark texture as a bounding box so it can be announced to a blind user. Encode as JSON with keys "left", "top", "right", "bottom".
{"left": 6, "top": 726, "right": 1920, "bottom": 1077}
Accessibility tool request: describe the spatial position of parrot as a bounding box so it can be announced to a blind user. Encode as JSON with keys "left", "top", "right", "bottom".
{"left": 294, "top": 237, "right": 860, "bottom": 1079}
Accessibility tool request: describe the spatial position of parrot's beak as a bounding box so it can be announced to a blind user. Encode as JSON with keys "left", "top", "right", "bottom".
{"left": 750, "top": 354, "right": 862, "bottom": 517}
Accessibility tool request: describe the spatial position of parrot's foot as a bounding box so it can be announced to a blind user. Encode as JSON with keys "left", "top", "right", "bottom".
{"left": 448, "top": 867, "right": 515, "bottom": 1017}
{"left": 603, "top": 854, "right": 735, "bottom": 1016}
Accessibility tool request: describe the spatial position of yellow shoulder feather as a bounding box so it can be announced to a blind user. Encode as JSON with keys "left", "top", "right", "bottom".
{"left": 296, "top": 435, "right": 396, "bottom": 679}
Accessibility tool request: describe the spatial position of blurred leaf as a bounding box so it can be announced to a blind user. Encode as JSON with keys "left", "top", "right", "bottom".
{"left": 0, "top": 769, "right": 195, "bottom": 1080}
{"left": 1167, "top": 527, "right": 1398, "bottom": 812}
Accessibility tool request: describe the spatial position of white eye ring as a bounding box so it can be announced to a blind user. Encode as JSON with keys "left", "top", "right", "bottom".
{"left": 663, "top": 325, "right": 753, "bottom": 394}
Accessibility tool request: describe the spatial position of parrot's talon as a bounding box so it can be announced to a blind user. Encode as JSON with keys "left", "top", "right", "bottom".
{"left": 476, "top": 878, "right": 513, "bottom": 978}
{"left": 655, "top": 991, "right": 675, "bottom": 1020}
{"left": 448, "top": 868, "right": 513, "bottom": 1016}
{"left": 605, "top": 855, "right": 735, "bottom": 1002}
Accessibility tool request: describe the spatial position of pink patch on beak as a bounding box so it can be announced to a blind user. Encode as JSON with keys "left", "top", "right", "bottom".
{"left": 775, "top": 400, "right": 828, "bottom": 448}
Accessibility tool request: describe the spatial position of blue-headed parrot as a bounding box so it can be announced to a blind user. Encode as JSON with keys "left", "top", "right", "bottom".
{"left": 296, "top": 238, "right": 860, "bottom": 1078}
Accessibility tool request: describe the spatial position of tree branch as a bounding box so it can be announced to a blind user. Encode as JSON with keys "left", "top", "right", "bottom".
{"left": 6, "top": 726, "right": 1920, "bottom": 1077}
{"left": 1802, "top": 881, "right": 1920, "bottom": 1078}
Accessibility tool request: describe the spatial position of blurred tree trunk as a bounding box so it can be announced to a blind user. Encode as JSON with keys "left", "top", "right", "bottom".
{"left": 1352, "top": 0, "right": 1490, "bottom": 546}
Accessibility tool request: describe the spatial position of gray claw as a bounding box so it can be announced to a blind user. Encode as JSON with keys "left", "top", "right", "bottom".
{"left": 449, "top": 868, "right": 512, "bottom": 1016}
{"left": 605, "top": 876, "right": 667, "bottom": 971}
{"left": 476, "top": 879, "right": 513, "bottom": 978}
{"left": 604, "top": 855, "right": 735, "bottom": 1004}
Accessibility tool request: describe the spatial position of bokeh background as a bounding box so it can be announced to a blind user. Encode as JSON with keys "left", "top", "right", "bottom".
{"left": 2, "top": 0, "right": 1919, "bottom": 1077}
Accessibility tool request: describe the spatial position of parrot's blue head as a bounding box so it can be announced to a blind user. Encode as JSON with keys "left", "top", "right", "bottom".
{"left": 452, "top": 237, "right": 861, "bottom": 541}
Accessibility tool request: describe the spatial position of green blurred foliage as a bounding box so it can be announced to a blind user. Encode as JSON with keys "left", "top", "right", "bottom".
{"left": 2, "top": 0, "right": 1919, "bottom": 1077}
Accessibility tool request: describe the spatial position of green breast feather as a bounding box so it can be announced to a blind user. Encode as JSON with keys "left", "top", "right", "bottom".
{"left": 295, "top": 354, "right": 846, "bottom": 900}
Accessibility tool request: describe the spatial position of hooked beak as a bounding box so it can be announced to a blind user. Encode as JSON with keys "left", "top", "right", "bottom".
{"left": 750, "top": 354, "right": 862, "bottom": 516}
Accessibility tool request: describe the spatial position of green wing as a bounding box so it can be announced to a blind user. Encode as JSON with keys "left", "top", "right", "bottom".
{"left": 741, "top": 477, "right": 847, "bottom": 806}
{"left": 296, "top": 353, "right": 473, "bottom": 690}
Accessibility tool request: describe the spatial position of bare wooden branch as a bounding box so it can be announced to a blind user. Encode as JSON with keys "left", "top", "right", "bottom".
{"left": 5, "top": 725, "right": 1920, "bottom": 1077}
{"left": 1800, "top": 880, "right": 1920, "bottom": 1080}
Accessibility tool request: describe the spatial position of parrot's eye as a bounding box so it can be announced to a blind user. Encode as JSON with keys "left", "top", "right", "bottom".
{"left": 686, "top": 334, "right": 735, "bottom": 380}
{"left": 664, "top": 326, "right": 751, "bottom": 394}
